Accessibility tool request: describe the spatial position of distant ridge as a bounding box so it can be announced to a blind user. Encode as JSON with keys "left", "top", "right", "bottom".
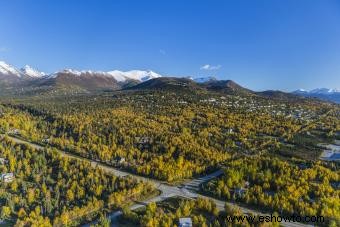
{"left": 292, "top": 88, "right": 340, "bottom": 104}
{"left": 126, "top": 77, "right": 203, "bottom": 91}
{"left": 127, "top": 77, "right": 254, "bottom": 95}
{"left": 202, "top": 79, "right": 253, "bottom": 95}
{"left": 0, "top": 60, "right": 338, "bottom": 104}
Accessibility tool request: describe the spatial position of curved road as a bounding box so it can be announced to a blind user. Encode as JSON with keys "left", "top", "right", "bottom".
{"left": 5, "top": 135, "right": 308, "bottom": 227}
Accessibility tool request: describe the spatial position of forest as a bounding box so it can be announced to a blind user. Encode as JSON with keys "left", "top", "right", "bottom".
{"left": 0, "top": 89, "right": 339, "bottom": 226}
{"left": 201, "top": 157, "right": 340, "bottom": 226}
{"left": 0, "top": 137, "right": 155, "bottom": 226}
{"left": 120, "top": 196, "right": 280, "bottom": 227}
{"left": 0, "top": 90, "right": 338, "bottom": 182}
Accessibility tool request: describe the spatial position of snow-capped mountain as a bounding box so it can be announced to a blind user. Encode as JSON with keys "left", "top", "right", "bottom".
{"left": 21, "top": 65, "right": 46, "bottom": 78}
{"left": 0, "top": 60, "right": 163, "bottom": 82}
{"left": 292, "top": 88, "right": 340, "bottom": 104}
{"left": 31, "top": 69, "right": 162, "bottom": 92}
{"left": 0, "top": 61, "right": 22, "bottom": 77}
{"left": 48, "top": 69, "right": 162, "bottom": 83}
{"left": 0, "top": 60, "right": 166, "bottom": 93}
{"left": 0, "top": 61, "right": 46, "bottom": 79}
{"left": 109, "top": 70, "right": 162, "bottom": 82}
{"left": 309, "top": 88, "right": 340, "bottom": 94}
{"left": 293, "top": 88, "right": 340, "bottom": 95}
{"left": 293, "top": 89, "right": 307, "bottom": 94}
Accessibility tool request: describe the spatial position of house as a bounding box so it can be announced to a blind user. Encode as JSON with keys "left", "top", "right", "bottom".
{"left": 140, "top": 137, "right": 151, "bottom": 144}
{"left": 136, "top": 137, "right": 152, "bottom": 145}
{"left": 42, "top": 138, "right": 50, "bottom": 143}
{"left": 244, "top": 181, "right": 250, "bottom": 188}
{"left": 0, "top": 158, "right": 7, "bottom": 165}
{"left": 8, "top": 128, "right": 20, "bottom": 135}
{"left": 234, "top": 188, "right": 247, "bottom": 197}
{"left": 135, "top": 137, "right": 153, "bottom": 148}
{"left": 1, "top": 173, "right": 14, "bottom": 183}
{"left": 115, "top": 157, "right": 126, "bottom": 164}
{"left": 179, "top": 217, "right": 192, "bottom": 227}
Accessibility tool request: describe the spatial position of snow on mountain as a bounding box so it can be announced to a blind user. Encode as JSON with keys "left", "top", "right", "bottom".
{"left": 0, "top": 60, "right": 164, "bottom": 83}
{"left": 0, "top": 61, "right": 22, "bottom": 77}
{"left": 60, "top": 69, "right": 82, "bottom": 76}
{"left": 0, "top": 61, "right": 45, "bottom": 78}
{"left": 294, "top": 88, "right": 340, "bottom": 94}
{"left": 292, "top": 89, "right": 308, "bottom": 94}
{"left": 106, "top": 70, "right": 127, "bottom": 82}
{"left": 52, "top": 69, "right": 162, "bottom": 82}
{"left": 310, "top": 88, "right": 340, "bottom": 94}
{"left": 110, "top": 70, "right": 162, "bottom": 82}
{"left": 292, "top": 88, "right": 340, "bottom": 104}
{"left": 21, "top": 65, "right": 46, "bottom": 78}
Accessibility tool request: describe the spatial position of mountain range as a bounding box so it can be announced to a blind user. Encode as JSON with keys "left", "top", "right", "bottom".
{"left": 0, "top": 60, "right": 339, "bottom": 103}
{"left": 292, "top": 88, "right": 340, "bottom": 104}
{"left": 0, "top": 61, "right": 256, "bottom": 97}
{"left": 0, "top": 61, "right": 163, "bottom": 93}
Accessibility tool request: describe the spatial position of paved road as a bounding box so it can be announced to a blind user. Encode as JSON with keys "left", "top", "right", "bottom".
{"left": 5, "top": 135, "right": 308, "bottom": 227}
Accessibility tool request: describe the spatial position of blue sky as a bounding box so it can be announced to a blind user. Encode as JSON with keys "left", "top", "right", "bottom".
{"left": 1, "top": 0, "right": 340, "bottom": 91}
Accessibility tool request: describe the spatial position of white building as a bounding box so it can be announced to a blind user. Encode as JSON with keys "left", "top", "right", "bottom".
{"left": 8, "top": 128, "right": 20, "bottom": 135}
{"left": 179, "top": 217, "right": 192, "bottom": 227}
{"left": 117, "top": 157, "right": 126, "bottom": 164}
{"left": 1, "top": 173, "right": 14, "bottom": 183}
{"left": 0, "top": 158, "right": 7, "bottom": 165}
{"left": 234, "top": 188, "right": 247, "bottom": 197}
{"left": 42, "top": 138, "right": 50, "bottom": 143}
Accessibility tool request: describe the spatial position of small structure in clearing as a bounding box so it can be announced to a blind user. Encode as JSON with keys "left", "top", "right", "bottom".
{"left": 179, "top": 217, "right": 192, "bottom": 227}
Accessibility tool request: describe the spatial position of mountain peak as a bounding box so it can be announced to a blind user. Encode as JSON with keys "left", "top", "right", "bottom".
{"left": 53, "top": 69, "right": 162, "bottom": 82}
{"left": 292, "top": 88, "right": 340, "bottom": 103}
{"left": 126, "top": 77, "right": 202, "bottom": 91}
{"left": 292, "top": 89, "right": 308, "bottom": 94}
{"left": 293, "top": 88, "right": 340, "bottom": 95}
{"left": 108, "top": 70, "right": 162, "bottom": 82}
{"left": 21, "top": 65, "right": 46, "bottom": 78}
{"left": 197, "top": 79, "right": 253, "bottom": 95}
{"left": 0, "top": 61, "right": 22, "bottom": 77}
{"left": 310, "top": 88, "right": 340, "bottom": 94}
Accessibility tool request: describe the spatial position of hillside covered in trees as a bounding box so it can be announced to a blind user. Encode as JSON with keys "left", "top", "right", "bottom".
{"left": 0, "top": 137, "right": 155, "bottom": 226}
{"left": 0, "top": 87, "right": 339, "bottom": 225}
{"left": 0, "top": 89, "right": 338, "bottom": 181}
{"left": 201, "top": 157, "right": 339, "bottom": 225}
{"left": 120, "top": 197, "right": 280, "bottom": 227}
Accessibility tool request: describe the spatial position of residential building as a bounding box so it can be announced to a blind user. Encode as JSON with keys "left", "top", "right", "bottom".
{"left": 179, "top": 217, "right": 192, "bottom": 227}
